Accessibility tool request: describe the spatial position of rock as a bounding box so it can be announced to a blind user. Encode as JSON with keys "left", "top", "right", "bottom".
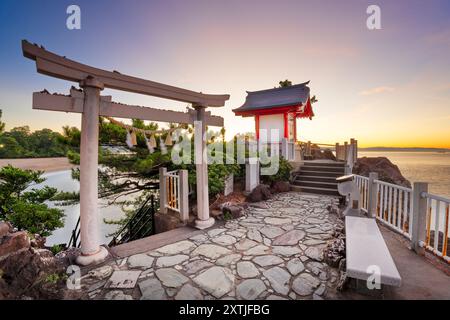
{"left": 189, "top": 234, "right": 209, "bottom": 242}
{"left": 156, "top": 240, "right": 196, "bottom": 255}
{"left": 286, "top": 258, "right": 305, "bottom": 276}
{"left": 175, "top": 283, "right": 203, "bottom": 300}
{"left": 272, "top": 230, "right": 306, "bottom": 245}
{"left": 247, "top": 229, "right": 263, "bottom": 243}
{"left": 353, "top": 157, "right": 411, "bottom": 188}
{"left": 104, "top": 290, "right": 133, "bottom": 300}
{"left": 30, "top": 234, "right": 46, "bottom": 248}
{"left": 271, "top": 181, "right": 291, "bottom": 193}
{"left": 234, "top": 239, "right": 258, "bottom": 251}
{"left": 303, "top": 239, "right": 326, "bottom": 246}
{"left": 252, "top": 255, "right": 283, "bottom": 267}
{"left": 264, "top": 217, "right": 292, "bottom": 225}
{"left": 88, "top": 265, "right": 113, "bottom": 280}
{"left": 139, "top": 278, "right": 166, "bottom": 300}
{"left": 216, "top": 254, "right": 242, "bottom": 266}
{"left": 262, "top": 267, "right": 290, "bottom": 295}
{"left": 222, "top": 205, "right": 245, "bottom": 219}
{"left": 0, "top": 231, "right": 31, "bottom": 259}
{"left": 243, "top": 245, "right": 270, "bottom": 256}
{"left": 127, "top": 254, "right": 154, "bottom": 269}
{"left": 212, "top": 235, "right": 237, "bottom": 246}
{"left": 266, "top": 294, "right": 288, "bottom": 300}
{"left": 192, "top": 244, "right": 232, "bottom": 259}
{"left": 207, "top": 228, "right": 227, "bottom": 237}
{"left": 193, "top": 267, "right": 234, "bottom": 298}
{"left": 310, "top": 145, "right": 336, "bottom": 161}
{"left": 155, "top": 268, "right": 189, "bottom": 288}
{"left": 324, "top": 237, "right": 345, "bottom": 268}
{"left": 305, "top": 247, "right": 323, "bottom": 261}
{"left": 292, "top": 273, "right": 321, "bottom": 296}
{"left": 236, "top": 279, "right": 266, "bottom": 300}
{"left": 0, "top": 221, "right": 13, "bottom": 238}
{"left": 272, "top": 246, "right": 301, "bottom": 256}
{"left": 306, "top": 261, "right": 324, "bottom": 275}
{"left": 246, "top": 184, "right": 272, "bottom": 202}
{"left": 183, "top": 260, "right": 213, "bottom": 274}
{"left": 259, "top": 226, "right": 285, "bottom": 239}
{"left": 156, "top": 255, "right": 189, "bottom": 268}
{"left": 107, "top": 270, "right": 141, "bottom": 289}
{"left": 0, "top": 246, "right": 69, "bottom": 300}
{"left": 236, "top": 261, "right": 260, "bottom": 278}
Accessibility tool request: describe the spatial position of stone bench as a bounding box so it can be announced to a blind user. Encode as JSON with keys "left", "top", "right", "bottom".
{"left": 346, "top": 216, "right": 402, "bottom": 287}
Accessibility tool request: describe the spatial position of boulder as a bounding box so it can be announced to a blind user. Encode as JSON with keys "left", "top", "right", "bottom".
{"left": 222, "top": 205, "right": 245, "bottom": 219}
{"left": 246, "top": 184, "right": 272, "bottom": 203}
{"left": 0, "top": 231, "right": 31, "bottom": 260}
{"left": 311, "top": 145, "right": 336, "bottom": 161}
{"left": 0, "top": 229, "right": 78, "bottom": 300}
{"left": 353, "top": 157, "right": 411, "bottom": 188}
{"left": 271, "top": 181, "right": 291, "bottom": 193}
{"left": 0, "top": 221, "right": 13, "bottom": 238}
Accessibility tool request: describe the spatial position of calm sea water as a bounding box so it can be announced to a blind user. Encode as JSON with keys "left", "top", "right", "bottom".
{"left": 358, "top": 151, "right": 450, "bottom": 199}
{"left": 36, "top": 170, "right": 126, "bottom": 246}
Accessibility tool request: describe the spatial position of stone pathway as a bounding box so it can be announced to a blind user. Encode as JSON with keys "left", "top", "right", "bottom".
{"left": 84, "top": 192, "right": 343, "bottom": 300}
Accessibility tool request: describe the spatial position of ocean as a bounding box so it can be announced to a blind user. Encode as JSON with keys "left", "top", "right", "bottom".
{"left": 358, "top": 151, "right": 450, "bottom": 199}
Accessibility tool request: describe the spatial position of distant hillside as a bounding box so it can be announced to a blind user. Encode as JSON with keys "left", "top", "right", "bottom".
{"left": 359, "top": 147, "right": 450, "bottom": 152}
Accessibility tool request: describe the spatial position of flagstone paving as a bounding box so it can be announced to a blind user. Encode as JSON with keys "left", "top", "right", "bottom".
{"left": 85, "top": 192, "right": 343, "bottom": 300}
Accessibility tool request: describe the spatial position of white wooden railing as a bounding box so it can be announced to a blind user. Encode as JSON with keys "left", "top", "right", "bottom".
{"left": 353, "top": 174, "right": 449, "bottom": 262}
{"left": 165, "top": 170, "right": 181, "bottom": 212}
{"left": 374, "top": 179, "right": 413, "bottom": 239}
{"left": 422, "top": 192, "right": 450, "bottom": 262}
{"left": 159, "top": 168, "right": 189, "bottom": 222}
{"left": 354, "top": 175, "right": 369, "bottom": 212}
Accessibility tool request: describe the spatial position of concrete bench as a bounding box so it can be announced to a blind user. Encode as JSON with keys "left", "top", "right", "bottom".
{"left": 346, "top": 216, "right": 402, "bottom": 287}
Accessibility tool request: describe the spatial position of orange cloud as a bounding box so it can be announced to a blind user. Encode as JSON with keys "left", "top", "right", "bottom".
{"left": 360, "top": 86, "right": 395, "bottom": 96}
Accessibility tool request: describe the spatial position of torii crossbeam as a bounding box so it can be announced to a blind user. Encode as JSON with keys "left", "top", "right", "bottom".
{"left": 23, "top": 40, "right": 229, "bottom": 265}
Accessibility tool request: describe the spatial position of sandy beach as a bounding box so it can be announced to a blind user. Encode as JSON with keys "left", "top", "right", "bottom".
{"left": 0, "top": 157, "right": 77, "bottom": 172}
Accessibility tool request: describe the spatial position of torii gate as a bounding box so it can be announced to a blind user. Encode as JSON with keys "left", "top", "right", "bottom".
{"left": 22, "top": 40, "right": 229, "bottom": 265}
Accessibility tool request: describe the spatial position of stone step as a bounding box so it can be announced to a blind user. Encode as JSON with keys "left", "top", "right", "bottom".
{"left": 301, "top": 166, "right": 345, "bottom": 173}
{"left": 302, "top": 161, "right": 345, "bottom": 168}
{"left": 292, "top": 180, "right": 338, "bottom": 189}
{"left": 296, "top": 170, "right": 343, "bottom": 178}
{"left": 293, "top": 175, "right": 338, "bottom": 183}
{"left": 290, "top": 185, "right": 340, "bottom": 196}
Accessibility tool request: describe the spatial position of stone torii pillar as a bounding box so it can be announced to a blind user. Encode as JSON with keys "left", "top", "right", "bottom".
{"left": 76, "top": 77, "right": 109, "bottom": 265}
{"left": 194, "top": 106, "right": 214, "bottom": 229}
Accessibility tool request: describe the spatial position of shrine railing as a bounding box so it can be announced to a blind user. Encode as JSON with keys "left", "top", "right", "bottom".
{"left": 353, "top": 174, "right": 449, "bottom": 263}
{"left": 159, "top": 168, "right": 189, "bottom": 222}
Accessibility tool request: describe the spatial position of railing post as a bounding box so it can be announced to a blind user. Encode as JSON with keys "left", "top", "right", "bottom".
{"left": 245, "top": 157, "right": 260, "bottom": 192}
{"left": 179, "top": 169, "right": 189, "bottom": 223}
{"left": 335, "top": 143, "right": 339, "bottom": 160}
{"left": 411, "top": 182, "right": 428, "bottom": 255}
{"left": 344, "top": 141, "right": 348, "bottom": 161}
{"left": 368, "top": 172, "right": 379, "bottom": 218}
{"left": 306, "top": 141, "right": 311, "bottom": 157}
{"left": 159, "top": 167, "right": 167, "bottom": 214}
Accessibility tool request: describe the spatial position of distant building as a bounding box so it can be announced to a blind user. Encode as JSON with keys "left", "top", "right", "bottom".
{"left": 100, "top": 144, "right": 136, "bottom": 157}
{"left": 233, "top": 81, "right": 314, "bottom": 144}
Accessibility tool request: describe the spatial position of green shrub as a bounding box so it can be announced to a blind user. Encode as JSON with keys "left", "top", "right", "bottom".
{"left": 261, "top": 156, "right": 293, "bottom": 185}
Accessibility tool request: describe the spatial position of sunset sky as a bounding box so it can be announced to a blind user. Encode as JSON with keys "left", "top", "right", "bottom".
{"left": 0, "top": 0, "right": 450, "bottom": 148}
